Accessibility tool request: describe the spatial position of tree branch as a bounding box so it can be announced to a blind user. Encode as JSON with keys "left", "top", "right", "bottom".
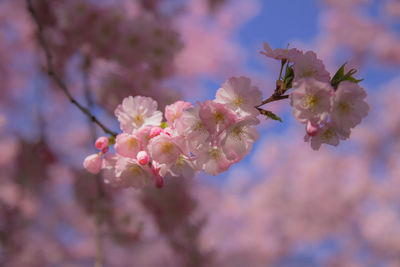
{"left": 26, "top": 0, "right": 117, "bottom": 137}
{"left": 82, "top": 55, "right": 105, "bottom": 267}
{"left": 256, "top": 94, "right": 289, "bottom": 108}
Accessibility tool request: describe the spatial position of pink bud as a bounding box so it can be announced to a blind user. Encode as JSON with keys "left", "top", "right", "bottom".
{"left": 154, "top": 175, "right": 164, "bottom": 189}
{"left": 163, "top": 127, "right": 173, "bottom": 136}
{"left": 95, "top": 136, "right": 109, "bottom": 150}
{"left": 152, "top": 164, "right": 160, "bottom": 176}
{"left": 83, "top": 153, "right": 102, "bottom": 174}
{"left": 150, "top": 127, "right": 163, "bottom": 138}
{"left": 101, "top": 147, "right": 109, "bottom": 154}
{"left": 137, "top": 150, "right": 149, "bottom": 165}
{"left": 306, "top": 121, "right": 319, "bottom": 136}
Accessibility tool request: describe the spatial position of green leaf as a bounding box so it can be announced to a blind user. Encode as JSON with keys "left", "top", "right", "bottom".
{"left": 284, "top": 64, "right": 294, "bottom": 89}
{"left": 160, "top": 121, "right": 168, "bottom": 129}
{"left": 331, "top": 63, "right": 346, "bottom": 87}
{"left": 331, "top": 62, "right": 363, "bottom": 90}
{"left": 108, "top": 135, "right": 116, "bottom": 145}
{"left": 346, "top": 76, "right": 364, "bottom": 83}
{"left": 260, "top": 109, "right": 283, "bottom": 122}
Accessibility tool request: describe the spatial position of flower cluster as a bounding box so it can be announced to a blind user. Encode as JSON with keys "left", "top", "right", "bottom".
{"left": 83, "top": 76, "right": 262, "bottom": 188}
{"left": 83, "top": 42, "right": 370, "bottom": 187}
{"left": 261, "top": 42, "right": 369, "bottom": 150}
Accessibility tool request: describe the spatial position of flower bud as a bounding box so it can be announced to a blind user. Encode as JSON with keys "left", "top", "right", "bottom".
{"left": 163, "top": 127, "right": 173, "bottom": 136}
{"left": 306, "top": 120, "right": 319, "bottom": 137}
{"left": 154, "top": 175, "right": 164, "bottom": 189}
{"left": 137, "top": 150, "right": 149, "bottom": 165}
{"left": 83, "top": 153, "right": 102, "bottom": 174}
{"left": 95, "top": 136, "right": 109, "bottom": 150}
{"left": 150, "top": 127, "right": 163, "bottom": 138}
{"left": 101, "top": 147, "right": 109, "bottom": 154}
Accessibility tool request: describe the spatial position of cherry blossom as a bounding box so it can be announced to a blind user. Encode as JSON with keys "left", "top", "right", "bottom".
{"left": 260, "top": 42, "right": 301, "bottom": 62}
{"left": 195, "top": 142, "right": 234, "bottom": 176}
{"left": 83, "top": 153, "right": 102, "bottom": 174}
{"left": 114, "top": 157, "right": 153, "bottom": 188}
{"left": 115, "top": 96, "right": 163, "bottom": 133}
{"left": 169, "top": 155, "right": 196, "bottom": 178}
{"left": 304, "top": 122, "right": 350, "bottom": 150}
{"left": 147, "top": 133, "right": 184, "bottom": 166}
{"left": 220, "top": 117, "right": 260, "bottom": 159}
{"left": 174, "top": 105, "right": 210, "bottom": 150}
{"left": 114, "top": 133, "right": 141, "bottom": 159}
{"left": 292, "top": 51, "right": 331, "bottom": 82}
{"left": 290, "top": 78, "right": 333, "bottom": 124}
{"left": 215, "top": 76, "right": 262, "bottom": 117}
{"left": 199, "top": 100, "right": 237, "bottom": 136}
{"left": 165, "top": 100, "right": 193, "bottom": 127}
{"left": 84, "top": 75, "right": 264, "bottom": 184}
{"left": 331, "top": 81, "right": 369, "bottom": 130}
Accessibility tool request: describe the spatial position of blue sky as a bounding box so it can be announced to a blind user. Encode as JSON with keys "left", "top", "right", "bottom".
{"left": 200, "top": 0, "right": 400, "bottom": 185}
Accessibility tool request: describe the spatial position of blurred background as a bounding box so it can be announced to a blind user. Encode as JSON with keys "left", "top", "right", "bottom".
{"left": 1, "top": 0, "right": 400, "bottom": 266}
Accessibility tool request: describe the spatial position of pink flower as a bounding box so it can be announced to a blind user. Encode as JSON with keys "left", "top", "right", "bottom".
{"left": 215, "top": 76, "right": 262, "bottom": 117}
{"left": 290, "top": 78, "right": 334, "bottom": 124}
{"left": 195, "top": 143, "right": 233, "bottom": 176}
{"left": 169, "top": 155, "right": 196, "bottom": 178}
{"left": 165, "top": 100, "right": 193, "bottom": 127}
{"left": 115, "top": 96, "right": 162, "bottom": 133}
{"left": 151, "top": 160, "right": 169, "bottom": 177}
{"left": 174, "top": 105, "right": 209, "bottom": 150}
{"left": 101, "top": 153, "right": 124, "bottom": 187}
{"left": 95, "top": 136, "right": 109, "bottom": 150}
{"left": 136, "top": 126, "right": 152, "bottom": 149}
{"left": 115, "top": 157, "right": 153, "bottom": 188}
{"left": 260, "top": 42, "right": 302, "bottom": 62}
{"left": 305, "top": 122, "right": 350, "bottom": 150}
{"left": 83, "top": 153, "right": 102, "bottom": 174}
{"left": 147, "top": 133, "right": 183, "bottom": 165}
{"left": 114, "top": 133, "right": 141, "bottom": 159}
{"left": 331, "top": 81, "right": 369, "bottom": 130}
{"left": 199, "top": 100, "right": 237, "bottom": 136}
{"left": 220, "top": 117, "right": 260, "bottom": 160}
{"left": 292, "top": 51, "right": 331, "bottom": 82}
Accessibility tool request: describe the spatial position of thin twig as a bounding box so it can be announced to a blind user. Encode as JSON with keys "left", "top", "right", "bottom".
{"left": 82, "top": 55, "right": 105, "bottom": 267}
{"left": 256, "top": 94, "right": 289, "bottom": 108}
{"left": 26, "top": 0, "right": 117, "bottom": 137}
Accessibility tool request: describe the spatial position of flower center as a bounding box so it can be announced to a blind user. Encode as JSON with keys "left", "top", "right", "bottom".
{"left": 302, "top": 68, "right": 317, "bottom": 77}
{"left": 134, "top": 114, "right": 144, "bottom": 126}
{"left": 209, "top": 148, "right": 220, "bottom": 160}
{"left": 161, "top": 142, "right": 174, "bottom": 154}
{"left": 175, "top": 155, "right": 185, "bottom": 167}
{"left": 232, "top": 126, "right": 244, "bottom": 140}
{"left": 338, "top": 101, "right": 351, "bottom": 114}
{"left": 130, "top": 165, "right": 142, "bottom": 176}
{"left": 193, "top": 121, "right": 204, "bottom": 132}
{"left": 128, "top": 137, "right": 138, "bottom": 149}
{"left": 303, "top": 93, "right": 319, "bottom": 110}
{"left": 322, "top": 128, "right": 335, "bottom": 141}
{"left": 214, "top": 111, "right": 225, "bottom": 123}
{"left": 233, "top": 97, "right": 243, "bottom": 106}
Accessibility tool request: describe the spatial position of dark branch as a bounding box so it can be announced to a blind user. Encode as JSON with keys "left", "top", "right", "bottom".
{"left": 26, "top": 0, "right": 117, "bottom": 137}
